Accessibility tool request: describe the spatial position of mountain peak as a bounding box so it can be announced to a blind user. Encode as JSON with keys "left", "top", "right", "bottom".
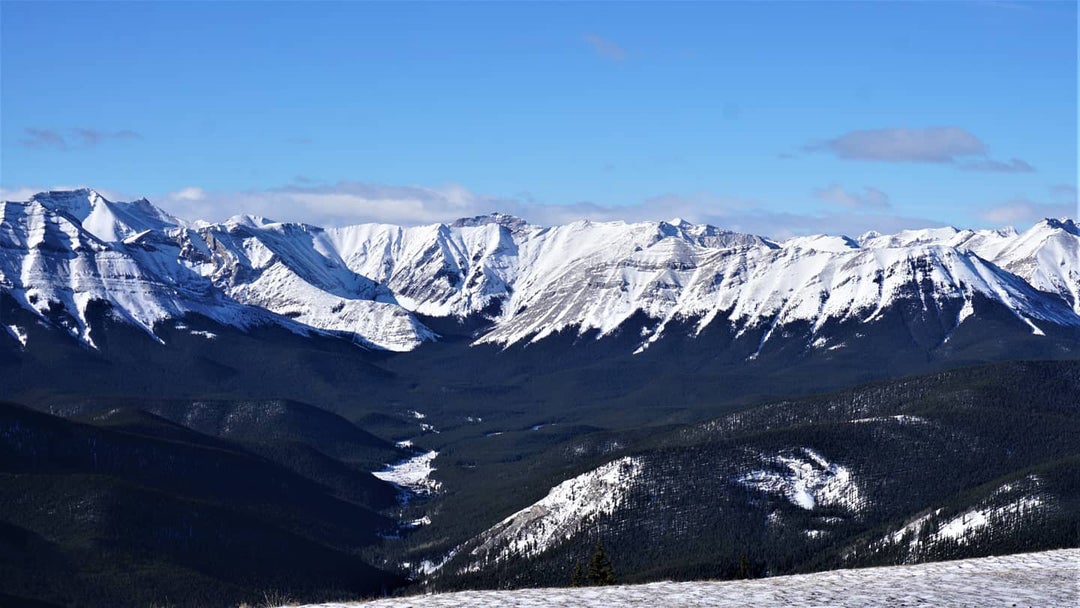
{"left": 450, "top": 212, "right": 528, "bottom": 231}
{"left": 25, "top": 188, "right": 179, "bottom": 242}
{"left": 29, "top": 188, "right": 105, "bottom": 217}
{"left": 224, "top": 214, "right": 277, "bottom": 229}
{"left": 783, "top": 233, "right": 860, "bottom": 252}
{"left": 1036, "top": 217, "right": 1079, "bottom": 236}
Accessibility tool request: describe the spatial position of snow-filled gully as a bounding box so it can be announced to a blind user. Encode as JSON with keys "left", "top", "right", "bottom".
{"left": 372, "top": 411, "right": 442, "bottom": 539}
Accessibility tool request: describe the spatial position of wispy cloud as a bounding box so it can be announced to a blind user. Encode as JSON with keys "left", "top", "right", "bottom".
{"left": 979, "top": 198, "right": 1074, "bottom": 224}
{"left": 607, "top": 194, "right": 938, "bottom": 239}
{"left": 148, "top": 181, "right": 947, "bottom": 240}
{"left": 803, "top": 127, "right": 1034, "bottom": 173}
{"left": 959, "top": 158, "right": 1035, "bottom": 173}
{"left": 160, "top": 181, "right": 503, "bottom": 227}
{"left": 70, "top": 128, "right": 141, "bottom": 147}
{"left": 19, "top": 129, "right": 68, "bottom": 150}
{"left": 170, "top": 186, "right": 207, "bottom": 202}
{"left": 813, "top": 184, "right": 892, "bottom": 210}
{"left": 18, "top": 127, "right": 141, "bottom": 150}
{"left": 0, "top": 186, "right": 48, "bottom": 201}
{"left": 583, "top": 33, "right": 626, "bottom": 61}
{"left": 5, "top": 179, "right": 953, "bottom": 240}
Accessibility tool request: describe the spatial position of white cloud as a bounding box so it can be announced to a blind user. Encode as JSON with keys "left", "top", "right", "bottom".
{"left": 713, "top": 211, "right": 947, "bottom": 241}
{"left": 151, "top": 181, "right": 947, "bottom": 240}
{"left": 0, "top": 187, "right": 45, "bottom": 201}
{"left": 811, "top": 127, "right": 985, "bottom": 162}
{"left": 980, "top": 198, "right": 1074, "bottom": 224}
{"left": 170, "top": 186, "right": 206, "bottom": 201}
{"left": 3, "top": 180, "right": 952, "bottom": 241}
{"left": 157, "top": 181, "right": 505, "bottom": 227}
{"left": 805, "top": 127, "right": 1034, "bottom": 172}
{"left": 959, "top": 158, "right": 1035, "bottom": 173}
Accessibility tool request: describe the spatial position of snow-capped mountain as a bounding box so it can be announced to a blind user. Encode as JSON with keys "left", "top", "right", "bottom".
{"left": 2, "top": 188, "right": 1078, "bottom": 352}
{"left": 0, "top": 190, "right": 271, "bottom": 346}
{"left": 175, "top": 215, "right": 434, "bottom": 350}
{"left": 858, "top": 220, "right": 1080, "bottom": 315}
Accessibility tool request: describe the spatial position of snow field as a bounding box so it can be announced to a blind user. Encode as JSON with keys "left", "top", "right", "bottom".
{"left": 294, "top": 548, "right": 1079, "bottom": 608}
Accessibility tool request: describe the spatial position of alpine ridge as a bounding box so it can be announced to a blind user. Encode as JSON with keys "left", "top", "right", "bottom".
{"left": 2, "top": 188, "right": 1078, "bottom": 353}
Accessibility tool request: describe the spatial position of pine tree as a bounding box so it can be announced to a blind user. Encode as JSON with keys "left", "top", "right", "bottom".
{"left": 587, "top": 541, "right": 616, "bottom": 586}
{"left": 737, "top": 555, "right": 751, "bottom": 579}
{"left": 570, "top": 561, "right": 584, "bottom": 587}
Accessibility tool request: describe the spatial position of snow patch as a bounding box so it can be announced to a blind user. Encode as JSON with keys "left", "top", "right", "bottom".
{"left": 850, "top": 415, "right": 928, "bottom": 425}
{"left": 404, "top": 516, "right": 432, "bottom": 529}
{"left": 459, "top": 457, "right": 645, "bottom": 568}
{"left": 737, "top": 448, "right": 862, "bottom": 512}
{"left": 890, "top": 497, "right": 1044, "bottom": 548}
{"left": 4, "top": 325, "right": 27, "bottom": 346}
{"left": 289, "top": 549, "right": 1080, "bottom": 608}
{"left": 869, "top": 476, "right": 1048, "bottom": 561}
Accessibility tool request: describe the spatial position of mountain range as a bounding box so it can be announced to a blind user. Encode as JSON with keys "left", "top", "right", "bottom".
{"left": 3, "top": 188, "right": 1078, "bottom": 355}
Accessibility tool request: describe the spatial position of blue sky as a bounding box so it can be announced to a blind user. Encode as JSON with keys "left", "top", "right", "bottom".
{"left": 1, "top": 1, "right": 1076, "bottom": 236}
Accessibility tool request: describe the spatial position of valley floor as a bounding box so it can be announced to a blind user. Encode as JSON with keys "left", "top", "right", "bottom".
{"left": 296, "top": 549, "right": 1078, "bottom": 607}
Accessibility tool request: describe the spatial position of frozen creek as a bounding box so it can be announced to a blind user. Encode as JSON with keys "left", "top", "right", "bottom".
{"left": 373, "top": 450, "right": 441, "bottom": 501}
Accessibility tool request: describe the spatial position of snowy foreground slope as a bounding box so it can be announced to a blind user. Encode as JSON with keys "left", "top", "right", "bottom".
{"left": 295, "top": 549, "right": 1078, "bottom": 608}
